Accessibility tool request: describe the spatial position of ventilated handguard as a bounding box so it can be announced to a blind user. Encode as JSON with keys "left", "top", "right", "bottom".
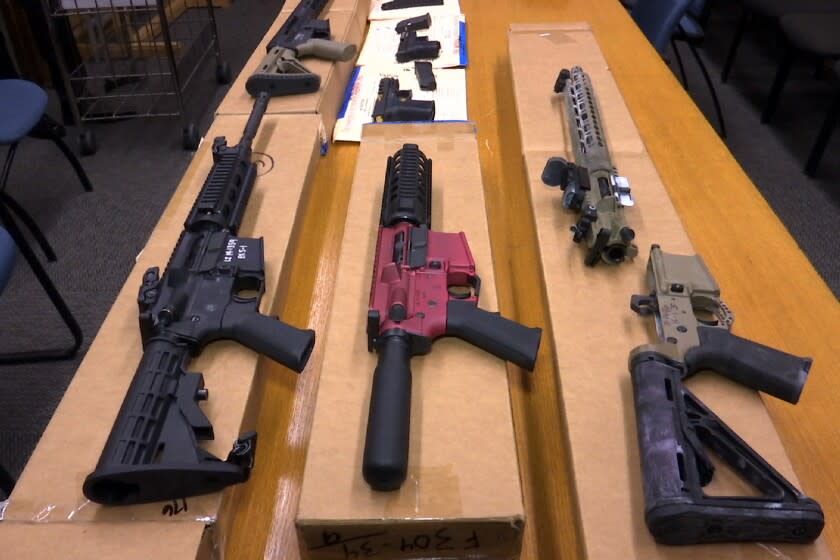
{"left": 541, "top": 66, "right": 637, "bottom": 266}
{"left": 83, "top": 94, "right": 316, "bottom": 506}
{"left": 362, "top": 144, "right": 542, "bottom": 492}
{"left": 628, "top": 245, "right": 824, "bottom": 544}
{"left": 372, "top": 77, "right": 435, "bottom": 122}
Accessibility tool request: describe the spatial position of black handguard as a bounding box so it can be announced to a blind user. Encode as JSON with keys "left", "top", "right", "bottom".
{"left": 629, "top": 245, "right": 824, "bottom": 544}
{"left": 83, "top": 94, "right": 316, "bottom": 506}
{"left": 372, "top": 77, "right": 435, "bottom": 122}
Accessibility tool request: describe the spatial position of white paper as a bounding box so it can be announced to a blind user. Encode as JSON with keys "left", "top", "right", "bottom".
{"left": 333, "top": 65, "right": 468, "bottom": 143}
{"left": 368, "top": 0, "right": 461, "bottom": 21}
{"left": 357, "top": 14, "right": 466, "bottom": 69}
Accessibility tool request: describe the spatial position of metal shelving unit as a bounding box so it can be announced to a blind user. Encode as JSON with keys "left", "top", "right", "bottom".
{"left": 41, "top": 0, "right": 231, "bottom": 153}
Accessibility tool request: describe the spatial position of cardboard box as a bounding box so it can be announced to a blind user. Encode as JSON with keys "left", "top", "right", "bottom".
{"left": 216, "top": 10, "right": 363, "bottom": 146}
{"left": 296, "top": 122, "right": 525, "bottom": 560}
{"left": 508, "top": 23, "right": 833, "bottom": 559}
{"left": 0, "top": 113, "right": 323, "bottom": 558}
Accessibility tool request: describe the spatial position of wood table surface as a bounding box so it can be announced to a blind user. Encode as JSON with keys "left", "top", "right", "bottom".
{"left": 223, "top": 1, "right": 840, "bottom": 558}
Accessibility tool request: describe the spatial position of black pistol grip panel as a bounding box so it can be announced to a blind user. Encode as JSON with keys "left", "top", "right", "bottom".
{"left": 685, "top": 326, "right": 811, "bottom": 403}
{"left": 83, "top": 338, "right": 250, "bottom": 505}
{"left": 363, "top": 333, "right": 413, "bottom": 491}
{"left": 445, "top": 300, "right": 542, "bottom": 371}
{"left": 225, "top": 309, "right": 315, "bottom": 373}
{"left": 630, "top": 351, "right": 824, "bottom": 545}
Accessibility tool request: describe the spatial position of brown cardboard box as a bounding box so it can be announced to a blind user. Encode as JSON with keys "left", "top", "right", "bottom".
{"left": 216, "top": 10, "right": 363, "bottom": 145}
{"left": 296, "top": 122, "right": 525, "bottom": 560}
{"left": 0, "top": 113, "right": 323, "bottom": 558}
{"left": 508, "top": 23, "right": 833, "bottom": 559}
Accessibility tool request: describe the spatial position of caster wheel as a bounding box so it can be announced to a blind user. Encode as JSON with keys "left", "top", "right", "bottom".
{"left": 182, "top": 124, "right": 200, "bottom": 151}
{"left": 79, "top": 128, "right": 97, "bottom": 156}
{"left": 216, "top": 61, "right": 232, "bottom": 85}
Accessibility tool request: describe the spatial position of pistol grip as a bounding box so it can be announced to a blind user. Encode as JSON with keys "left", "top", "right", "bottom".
{"left": 685, "top": 326, "right": 811, "bottom": 403}
{"left": 223, "top": 308, "right": 315, "bottom": 373}
{"left": 363, "top": 332, "right": 413, "bottom": 491}
{"left": 445, "top": 300, "right": 541, "bottom": 371}
{"left": 297, "top": 38, "right": 357, "bottom": 61}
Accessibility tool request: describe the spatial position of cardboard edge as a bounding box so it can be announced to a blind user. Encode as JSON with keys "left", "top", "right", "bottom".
{"left": 213, "top": 113, "right": 324, "bottom": 556}
{"left": 295, "top": 517, "right": 525, "bottom": 560}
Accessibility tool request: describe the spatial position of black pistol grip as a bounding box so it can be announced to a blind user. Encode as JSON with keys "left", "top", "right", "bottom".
{"left": 445, "top": 300, "right": 541, "bottom": 371}
{"left": 363, "top": 333, "right": 413, "bottom": 491}
{"left": 685, "top": 326, "right": 812, "bottom": 403}
{"left": 226, "top": 310, "right": 315, "bottom": 373}
{"left": 84, "top": 338, "right": 252, "bottom": 505}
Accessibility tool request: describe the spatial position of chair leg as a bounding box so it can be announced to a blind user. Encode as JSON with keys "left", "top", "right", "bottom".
{"left": 671, "top": 39, "right": 690, "bottom": 90}
{"left": 687, "top": 41, "right": 727, "bottom": 138}
{"left": 805, "top": 91, "right": 840, "bottom": 177}
{"left": 722, "top": 9, "right": 750, "bottom": 83}
{"left": 762, "top": 47, "right": 795, "bottom": 124}
{"left": 31, "top": 115, "right": 93, "bottom": 192}
{"left": 51, "top": 135, "right": 93, "bottom": 192}
{"left": 0, "top": 203, "right": 82, "bottom": 364}
{"left": 0, "top": 193, "right": 57, "bottom": 262}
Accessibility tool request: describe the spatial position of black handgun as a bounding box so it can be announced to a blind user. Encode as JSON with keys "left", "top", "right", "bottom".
{"left": 629, "top": 245, "right": 824, "bottom": 544}
{"left": 395, "top": 13, "right": 431, "bottom": 33}
{"left": 82, "top": 94, "right": 316, "bottom": 506}
{"left": 246, "top": 0, "right": 357, "bottom": 97}
{"left": 396, "top": 31, "right": 441, "bottom": 63}
{"left": 372, "top": 77, "right": 435, "bottom": 122}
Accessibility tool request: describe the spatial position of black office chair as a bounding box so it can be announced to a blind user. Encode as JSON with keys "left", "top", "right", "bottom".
{"left": 0, "top": 80, "right": 85, "bottom": 363}
{"left": 761, "top": 12, "right": 840, "bottom": 124}
{"left": 805, "top": 60, "right": 840, "bottom": 177}
{"left": 721, "top": 0, "right": 839, "bottom": 84}
{"left": 632, "top": 0, "right": 726, "bottom": 137}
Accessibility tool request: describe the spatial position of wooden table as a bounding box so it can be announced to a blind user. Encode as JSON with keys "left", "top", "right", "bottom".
{"left": 223, "top": 1, "right": 840, "bottom": 558}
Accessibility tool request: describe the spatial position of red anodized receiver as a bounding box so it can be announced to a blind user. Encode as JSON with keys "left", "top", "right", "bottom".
{"left": 369, "top": 224, "right": 478, "bottom": 344}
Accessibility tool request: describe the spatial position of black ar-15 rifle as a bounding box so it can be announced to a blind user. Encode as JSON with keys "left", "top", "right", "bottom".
{"left": 83, "top": 94, "right": 316, "bottom": 506}
{"left": 246, "top": 0, "right": 357, "bottom": 97}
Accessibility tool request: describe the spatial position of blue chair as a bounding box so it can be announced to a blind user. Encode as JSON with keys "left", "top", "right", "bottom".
{"left": 0, "top": 219, "right": 82, "bottom": 363}
{"left": 632, "top": 0, "right": 726, "bottom": 137}
{"left": 0, "top": 79, "right": 93, "bottom": 263}
{"left": 0, "top": 81, "right": 85, "bottom": 364}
